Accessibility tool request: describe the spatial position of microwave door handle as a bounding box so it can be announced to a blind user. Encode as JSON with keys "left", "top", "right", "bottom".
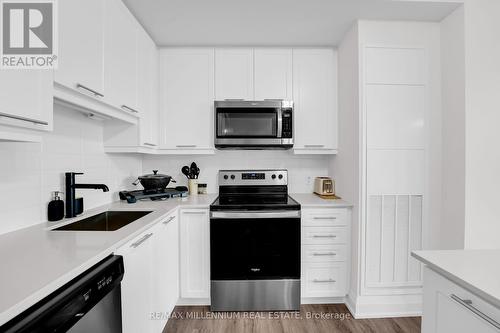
{"left": 277, "top": 108, "right": 283, "bottom": 138}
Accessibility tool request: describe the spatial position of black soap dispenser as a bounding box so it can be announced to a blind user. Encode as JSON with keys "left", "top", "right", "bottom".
{"left": 48, "top": 191, "right": 64, "bottom": 222}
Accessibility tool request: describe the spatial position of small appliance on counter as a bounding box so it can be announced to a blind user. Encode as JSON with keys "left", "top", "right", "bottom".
{"left": 314, "top": 177, "right": 340, "bottom": 199}
{"left": 121, "top": 169, "right": 187, "bottom": 203}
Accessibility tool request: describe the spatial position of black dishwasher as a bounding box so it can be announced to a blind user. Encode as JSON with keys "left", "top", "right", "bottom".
{"left": 1, "top": 255, "right": 124, "bottom": 333}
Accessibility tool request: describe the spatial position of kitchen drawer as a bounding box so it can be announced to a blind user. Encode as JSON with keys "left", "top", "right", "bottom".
{"left": 302, "top": 208, "right": 348, "bottom": 227}
{"left": 301, "top": 262, "right": 347, "bottom": 298}
{"left": 302, "top": 226, "right": 348, "bottom": 245}
{"left": 302, "top": 244, "right": 347, "bottom": 262}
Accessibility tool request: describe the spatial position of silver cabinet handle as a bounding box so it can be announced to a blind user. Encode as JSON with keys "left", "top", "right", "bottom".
{"left": 162, "top": 216, "right": 175, "bottom": 224}
{"left": 451, "top": 294, "right": 500, "bottom": 329}
{"left": 130, "top": 233, "right": 153, "bottom": 248}
{"left": 312, "top": 252, "right": 337, "bottom": 256}
{"left": 76, "top": 83, "right": 104, "bottom": 98}
{"left": 121, "top": 105, "right": 139, "bottom": 114}
{"left": 313, "top": 216, "right": 337, "bottom": 220}
{"left": 143, "top": 143, "right": 157, "bottom": 147}
{"left": 312, "top": 234, "right": 337, "bottom": 238}
{"left": 176, "top": 145, "right": 197, "bottom": 148}
{"left": 183, "top": 211, "right": 207, "bottom": 215}
{"left": 304, "top": 144, "right": 325, "bottom": 148}
{"left": 0, "top": 111, "right": 48, "bottom": 126}
{"left": 313, "top": 279, "right": 336, "bottom": 283}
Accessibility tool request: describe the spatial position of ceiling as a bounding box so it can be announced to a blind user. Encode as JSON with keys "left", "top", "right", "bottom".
{"left": 123, "top": 0, "right": 461, "bottom": 46}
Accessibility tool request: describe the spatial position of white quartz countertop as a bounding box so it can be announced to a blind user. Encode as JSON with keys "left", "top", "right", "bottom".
{"left": 0, "top": 194, "right": 217, "bottom": 326}
{"left": 0, "top": 192, "right": 350, "bottom": 325}
{"left": 412, "top": 249, "right": 500, "bottom": 309}
{"left": 290, "top": 193, "right": 352, "bottom": 208}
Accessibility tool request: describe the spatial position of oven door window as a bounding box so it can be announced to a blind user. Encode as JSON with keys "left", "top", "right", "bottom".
{"left": 210, "top": 217, "right": 300, "bottom": 280}
{"left": 216, "top": 108, "right": 278, "bottom": 138}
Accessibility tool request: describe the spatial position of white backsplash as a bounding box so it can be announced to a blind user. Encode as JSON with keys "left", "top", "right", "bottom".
{"left": 0, "top": 105, "right": 142, "bottom": 235}
{"left": 143, "top": 151, "right": 330, "bottom": 194}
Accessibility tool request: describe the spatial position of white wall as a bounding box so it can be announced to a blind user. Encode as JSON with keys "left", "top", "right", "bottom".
{"left": 0, "top": 106, "right": 142, "bottom": 235}
{"left": 330, "top": 22, "right": 361, "bottom": 299}
{"left": 440, "top": 6, "right": 466, "bottom": 249}
{"left": 462, "top": 0, "right": 500, "bottom": 249}
{"left": 143, "top": 152, "right": 330, "bottom": 194}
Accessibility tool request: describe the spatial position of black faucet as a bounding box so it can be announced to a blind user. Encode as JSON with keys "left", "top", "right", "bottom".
{"left": 65, "top": 172, "right": 109, "bottom": 218}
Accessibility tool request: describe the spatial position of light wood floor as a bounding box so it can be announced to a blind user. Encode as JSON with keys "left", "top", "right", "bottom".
{"left": 163, "top": 304, "right": 421, "bottom": 333}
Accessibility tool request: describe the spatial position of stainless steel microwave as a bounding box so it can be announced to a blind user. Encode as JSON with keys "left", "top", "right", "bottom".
{"left": 214, "top": 100, "right": 293, "bottom": 149}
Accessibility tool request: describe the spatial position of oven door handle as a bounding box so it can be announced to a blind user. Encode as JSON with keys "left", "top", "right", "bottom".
{"left": 210, "top": 210, "right": 301, "bottom": 219}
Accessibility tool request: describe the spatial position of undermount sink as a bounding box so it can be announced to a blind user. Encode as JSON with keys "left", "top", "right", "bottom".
{"left": 54, "top": 211, "right": 153, "bottom": 231}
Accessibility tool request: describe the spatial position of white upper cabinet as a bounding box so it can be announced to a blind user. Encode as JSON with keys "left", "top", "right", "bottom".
{"left": 55, "top": 0, "right": 104, "bottom": 99}
{"left": 104, "top": 0, "right": 139, "bottom": 114}
{"left": 0, "top": 70, "right": 53, "bottom": 131}
{"left": 137, "top": 27, "right": 159, "bottom": 147}
{"left": 160, "top": 48, "right": 215, "bottom": 151}
{"left": 215, "top": 48, "right": 254, "bottom": 100}
{"left": 293, "top": 48, "right": 338, "bottom": 152}
{"left": 254, "top": 48, "right": 293, "bottom": 100}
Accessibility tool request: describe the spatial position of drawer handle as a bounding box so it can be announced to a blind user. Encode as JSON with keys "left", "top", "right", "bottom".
{"left": 313, "top": 278, "right": 336, "bottom": 283}
{"left": 162, "top": 216, "right": 175, "bottom": 224}
{"left": 304, "top": 144, "right": 325, "bottom": 148}
{"left": 183, "top": 211, "right": 206, "bottom": 215}
{"left": 176, "top": 145, "right": 197, "bottom": 148}
{"left": 312, "top": 235, "right": 337, "bottom": 238}
{"left": 313, "top": 217, "right": 337, "bottom": 220}
{"left": 143, "top": 142, "right": 157, "bottom": 147}
{"left": 121, "top": 105, "right": 140, "bottom": 114}
{"left": 312, "top": 252, "right": 337, "bottom": 256}
{"left": 130, "top": 233, "right": 153, "bottom": 248}
{"left": 451, "top": 294, "right": 500, "bottom": 329}
{"left": 76, "top": 83, "right": 104, "bottom": 98}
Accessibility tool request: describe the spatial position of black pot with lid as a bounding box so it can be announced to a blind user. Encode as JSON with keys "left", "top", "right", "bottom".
{"left": 133, "top": 170, "right": 176, "bottom": 191}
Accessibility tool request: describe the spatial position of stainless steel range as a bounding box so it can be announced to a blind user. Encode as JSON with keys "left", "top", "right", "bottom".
{"left": 209, "top": 169, "right": 301, "bottom": 311}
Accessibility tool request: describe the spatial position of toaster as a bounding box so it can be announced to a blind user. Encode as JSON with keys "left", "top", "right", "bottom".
{"left": 314, "top": 177, "right": 335, "bottom": 196}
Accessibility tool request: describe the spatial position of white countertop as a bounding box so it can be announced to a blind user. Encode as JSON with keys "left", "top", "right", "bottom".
{"left": 0, "top": 194, "right": 217, "bottom": 326}
{"left": 290, "top": 193, "right": 352, "bottom": 208}
{"left": 412, "top": 249, "right": 500, "bottom": 309}
{"left": 0, "top": 192, "right": 350, "bottom": 325}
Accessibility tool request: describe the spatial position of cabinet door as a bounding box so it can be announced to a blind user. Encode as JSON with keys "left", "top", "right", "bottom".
{"left": 151, "top": 214, "right": 178, "bottom": 332}
{"left": 137, "top": 27, "right": 159, "bottom": 147}
{"left": 104, "top": 0, "right": 138, "bottom": 114}
{"left": 254, "top": 48, "right": 292, "bottom": 100}
{"left": 55, "top": 0, "right": 104, "bottom": 98}
{"left": 180, "top": 209, "right": 210, "bottom": 299}
{"left": 0, "top": 70, "right": 52, "bottom": 130}
{"left": 160, "top": 49, "right": 214, "bottom": 149}
{"left": 293, "top": 49, "right": 338, "bottom": 150}
{"left": 215, "top": 48, "right": 254, "bottom": 100}
{"left": 116, "top": 231, "right": 155, "bottom": 333}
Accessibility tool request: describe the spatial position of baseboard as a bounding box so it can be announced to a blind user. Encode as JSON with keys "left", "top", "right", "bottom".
{"left": 176, "top": 298, "right": 210, "bottom": 306}
{"left": 347, "top": 294, "right": 422, "bottom": 319}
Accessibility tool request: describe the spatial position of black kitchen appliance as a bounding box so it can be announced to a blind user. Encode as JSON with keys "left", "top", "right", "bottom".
{"left": 1, "top": 255, "right": 124, "bottom": 333}
{"left": 119, "top": 187, "right": 188, "bottom": 203}
{"left": 210, "top": 169, "right": 301, "bottom": 311}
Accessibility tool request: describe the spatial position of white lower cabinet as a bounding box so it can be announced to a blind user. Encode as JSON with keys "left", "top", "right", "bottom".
{"left": 301, "top": 208, "right": 350, "bottom": 299}
{"left": 422, "top": 266, "right": 500, "bottom": 333}
{"left": 116, "top": 212, "right": 179, "bottom": 333}
{"left": 179, "top": 209, "right": 210, "bottom": 299}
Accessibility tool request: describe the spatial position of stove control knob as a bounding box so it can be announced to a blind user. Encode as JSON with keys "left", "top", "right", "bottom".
{"left": 271, "top": 174, "right": 276, "bottom": 179}
{"left": 230, "top": 174, "right": 236, "bottom": 180}
{"left": 278, "top": 174, "right": 283, "bottom": 180}
{"left": 223, "top": 175, "right": 228, "bottom": 180}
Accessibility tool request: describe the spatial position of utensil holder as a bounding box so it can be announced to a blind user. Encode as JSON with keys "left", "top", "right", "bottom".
{"left": 188, "top": 179, "right": 198, "bottom": 196}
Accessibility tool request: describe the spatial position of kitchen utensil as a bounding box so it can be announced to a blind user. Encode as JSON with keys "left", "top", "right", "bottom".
{"left": 190, "top": 162, "right": 197, "bottom": 179}
{"left": 181, "top": 166, "right": 190, "bottom": 179}
{"left": 133, "top": 170, "right": 175, "bottom": 191}
{"left": 196, "top": 167, "right": 200, "bottom": 179}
